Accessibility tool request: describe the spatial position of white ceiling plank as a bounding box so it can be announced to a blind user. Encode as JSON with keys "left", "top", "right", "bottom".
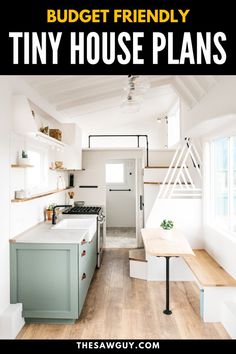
{"left": 54, "top": 79, "right": 174, "bottom": 110}
{"left": 49, "top": 79, "right": 126, "bottom": 105}
{"left": 174, "top": 77, "right": 198, "bottom": 107}
{"left": 20, "top": 75, "right": 217, "bottom": 137}
{"left": 64, "top": 90, "right": 177, "bottom": 121}
{"left": 45, "top": 76, "right": 125, "bottom": 100}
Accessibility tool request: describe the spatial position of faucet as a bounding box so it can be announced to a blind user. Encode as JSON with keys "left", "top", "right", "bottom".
{"left": 52, "top": 205, "right": 72, "bottom": 225}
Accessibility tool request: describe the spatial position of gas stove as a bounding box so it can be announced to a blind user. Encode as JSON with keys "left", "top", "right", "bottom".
{"left": 62, "top": 206, "right": 102, "bottom": 215}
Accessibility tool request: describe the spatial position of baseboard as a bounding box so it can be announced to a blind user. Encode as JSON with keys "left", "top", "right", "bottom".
{"left": 0, "top": 303, "right": 25, "bottom": 339}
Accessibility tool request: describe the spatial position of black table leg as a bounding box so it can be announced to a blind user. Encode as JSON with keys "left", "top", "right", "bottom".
{"left": 163, "top": 256, "right": 172, "bottom": 315}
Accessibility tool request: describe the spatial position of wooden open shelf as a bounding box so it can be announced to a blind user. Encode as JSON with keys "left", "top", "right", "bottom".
{"left": 144, "top": 182, "right": 191, "bottom": 185}
{"left": 50, "top": 168, "right": 84, "bottom": 171}
{"left": 35, "top": 132, "right": 67, "bottom": 148}
{"left": 145, "top": 166, "right": 188, "bottom": 169}
{"left": 11, "top": 164, "right": 34, "bottom": 168}
{"left": 11, "top": 187, "right": 74, "bottom": 203}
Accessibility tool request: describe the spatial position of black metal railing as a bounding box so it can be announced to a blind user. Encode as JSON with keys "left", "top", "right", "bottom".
{"left": 88, "top": 134, "right": 149, "bottom": 166}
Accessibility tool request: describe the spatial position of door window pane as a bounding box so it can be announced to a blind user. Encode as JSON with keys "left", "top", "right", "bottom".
{"left": 106, "top": 164, "right": 124, "bottom": 183}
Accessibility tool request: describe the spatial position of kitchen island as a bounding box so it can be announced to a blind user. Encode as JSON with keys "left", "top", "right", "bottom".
{"left": 10, "top": 218, "right": 97, "bottom": 323}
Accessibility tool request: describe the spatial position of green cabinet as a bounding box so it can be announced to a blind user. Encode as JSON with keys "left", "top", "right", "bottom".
{"left": 10, "top": 233, "right": 97, "bottom": 323}
{"left": 78, "top": 235, "right": 97, "bottom": 315}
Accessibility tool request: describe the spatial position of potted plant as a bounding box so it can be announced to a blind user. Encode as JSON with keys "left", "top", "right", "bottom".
{"left": 46, "top": 203, "right": 57, "bottom": 221}
{"left": 160, "top": 219, "right": 174, "bottom": 240}
{"left": 17, "top": 150, "right": 30, "bottom": 165}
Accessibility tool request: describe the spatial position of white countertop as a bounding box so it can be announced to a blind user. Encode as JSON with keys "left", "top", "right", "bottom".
{"left": 10, "top": 215, "right": 97, "bottom": 244}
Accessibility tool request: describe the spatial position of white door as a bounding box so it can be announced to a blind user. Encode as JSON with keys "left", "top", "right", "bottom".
{"left": 135, "top": 158, "right": 144, "bottom": 247}
{"left": 106, "top": 159, "right": 136, "bottom": 228}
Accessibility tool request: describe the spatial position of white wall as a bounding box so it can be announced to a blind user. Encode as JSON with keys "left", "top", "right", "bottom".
{"left": 182, "top": 76, "right": 236, "bottom": 136}
{"left": 75, "top": 149, "right": 144, "bottom": 208}
{"left": 146, "top": 199, "right": 203, "bottom": 248}
{"left": 0, "top": 77, "right": 72, "bottom": 338}
{"left": 0, "top": 78, "right": 12, "bottom": 326}
{"left": 168, "top": 100, "right": 180, "bottom": 148}
{"left": 106, "top": 159, "right": 136, "bottom": 227}
{"left": 82, "top": 118, "right": 168, "bottom": 150}
{"left": 11, "top": 191, "right": 67, "bottom": 237}
{"left": 148, "top": 149, "right": 174, "bottom": 167}
{"left": 10, "top": 132, "right": 68, "bottom": 196}
{"left": 10, "top": 128, "right": 70, "bottom": 237}
{"left": 204, "top": 226, "right": 236, "bottom": 279}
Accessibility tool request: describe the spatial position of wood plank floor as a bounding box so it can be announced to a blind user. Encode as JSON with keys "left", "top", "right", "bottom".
{"left": 17, "top": 249, "right": 230, "bottom": 339}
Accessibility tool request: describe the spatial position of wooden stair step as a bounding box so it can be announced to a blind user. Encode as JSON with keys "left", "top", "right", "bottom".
{"left": 184, "top": 249, "right": 236, "bottom": 287}
{"left": 145, "top": 166, "right": 188, "bottom": 169}
{"left": 144, "top": 182, "right": 191, "bottom": 185}
{"left": 129, "top": 248, "right": 147, "bottom": 262}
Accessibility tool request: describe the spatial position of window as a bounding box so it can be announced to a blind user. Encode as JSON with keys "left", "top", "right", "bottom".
{"left": 26, "top": 148, "right": 48, "bottom": 193}
{"left": 106, "top": 163, "right": 124, "bottom": 184}
{"left": 211, "top": 136, "right": 236, "bottom": 233}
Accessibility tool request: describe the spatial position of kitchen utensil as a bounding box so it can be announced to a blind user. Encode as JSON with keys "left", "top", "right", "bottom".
{"left": 68, "top": 191, "right": 75, "bottom": 199}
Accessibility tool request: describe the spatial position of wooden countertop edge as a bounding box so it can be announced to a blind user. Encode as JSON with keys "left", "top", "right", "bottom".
{"left": 11, "top": 187, "right": 74, "bottom": 203}
{"left": 142, "top": 229, "right": 195, "bottom": 257}
{"left": 145, "top": 251, "right": 195, "bottom": 257}
{"left": 142, "top": 240, "right": 195, "bottom": 257}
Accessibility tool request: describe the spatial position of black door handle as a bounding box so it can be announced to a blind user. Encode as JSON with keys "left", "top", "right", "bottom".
{"left": 140, "top": 195, "right": 144, "bottom": 210}
{"left": 109, "top": 189, "right": 131, "bottom": 192}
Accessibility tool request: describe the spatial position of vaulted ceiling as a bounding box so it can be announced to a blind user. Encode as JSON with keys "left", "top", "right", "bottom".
{"left": 23, "top": 75, "right": 218, "bottom": 140}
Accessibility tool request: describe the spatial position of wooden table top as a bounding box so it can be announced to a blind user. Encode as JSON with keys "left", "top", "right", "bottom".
{"left": 141, "top": 228, "right": 195, "bottom": 257}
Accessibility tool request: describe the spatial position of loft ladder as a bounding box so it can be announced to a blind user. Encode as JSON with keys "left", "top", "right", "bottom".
{"left": 157, "top": 138, "right": 202, "bottom": 199}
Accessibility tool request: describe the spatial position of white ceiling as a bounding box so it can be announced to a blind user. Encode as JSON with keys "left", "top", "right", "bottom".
{"left": 23, "top": 75, "right": 217, "bottom": 142}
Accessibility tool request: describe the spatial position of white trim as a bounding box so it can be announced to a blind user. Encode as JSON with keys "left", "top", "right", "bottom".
{"left": 0, "top": 303, "right": 25, "bottom": 339}
{"left": 222, "top": 301, "right": 236, "bottom": 339}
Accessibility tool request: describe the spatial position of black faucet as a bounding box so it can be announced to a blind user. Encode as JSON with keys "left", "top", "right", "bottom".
{"left": 52, "top": 205, "right": 72, "bottom": 225}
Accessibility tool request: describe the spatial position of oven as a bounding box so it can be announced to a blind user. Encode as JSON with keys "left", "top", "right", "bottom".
{"left": 62, "top": 206, "right": 105, "bottom": 268}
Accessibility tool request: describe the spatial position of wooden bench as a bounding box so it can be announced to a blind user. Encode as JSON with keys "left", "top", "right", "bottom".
{"left": 184, "top": 249, "right": 236, "bottom": 322}
{"left": 184, "top": 249, "right": 236, "bottom": 287}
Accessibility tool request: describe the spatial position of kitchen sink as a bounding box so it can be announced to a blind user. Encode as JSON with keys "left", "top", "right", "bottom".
{"left": 51, "top": 218, "right": 96, "bottom": 238}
